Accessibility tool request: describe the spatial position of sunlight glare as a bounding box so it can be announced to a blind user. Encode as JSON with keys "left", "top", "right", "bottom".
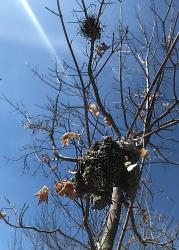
{"left": 19, "top": 0, "right": 59, "bottom": 61}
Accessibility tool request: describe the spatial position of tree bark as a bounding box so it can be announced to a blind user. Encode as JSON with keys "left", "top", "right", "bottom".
{"left": 99, "top": 187, "right": 122, "bottom": 250}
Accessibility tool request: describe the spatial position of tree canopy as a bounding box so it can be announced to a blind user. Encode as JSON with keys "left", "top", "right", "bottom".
{"left": 1, "top": 0, "right": 179, "bottom": 249}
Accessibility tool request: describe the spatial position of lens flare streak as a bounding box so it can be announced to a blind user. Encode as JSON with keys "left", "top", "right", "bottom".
{"left": 20, "top": 0, "right": 58, "bottom": 59}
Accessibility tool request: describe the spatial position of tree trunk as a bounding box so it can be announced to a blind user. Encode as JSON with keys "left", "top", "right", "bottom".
{"left": 99, "top": 187, "right": 122, "bottom": 250}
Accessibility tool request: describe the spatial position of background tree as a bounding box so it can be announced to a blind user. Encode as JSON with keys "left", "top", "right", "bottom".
{"left": 1, "top": 0, "right": 179, "bottom": 249}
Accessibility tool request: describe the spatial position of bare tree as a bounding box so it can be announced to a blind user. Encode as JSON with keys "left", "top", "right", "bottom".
{"left": 1, "top": 0, "right": 179, "bottom": 249}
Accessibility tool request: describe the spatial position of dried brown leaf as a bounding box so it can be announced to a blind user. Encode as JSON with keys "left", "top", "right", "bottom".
{"left": 140, "top": 148, "right": 150, "bottom": 159}
{"left": 61, "top": 132, "right": 81, "bottom": 145}
{"left": 104, "top": 116, "right": 112, "bottom": 127}
{"left": 0, "top": 212, "right": 6, "bottom": 219}
{"left": 55, "top": 180, "right": 77, "bottom": 200}
{"left": 34, "top": 186, "right": 49, "bottom": 204}
{"left": 88, "top": 104, "right": 100, "bottom": 116}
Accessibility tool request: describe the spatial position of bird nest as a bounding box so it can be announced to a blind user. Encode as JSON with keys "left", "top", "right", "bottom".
{"left": 79, "top": 15, "right": 103, "bottom": 41}
{"left": 73, "top": 136, "right": 140, "bottom": 210}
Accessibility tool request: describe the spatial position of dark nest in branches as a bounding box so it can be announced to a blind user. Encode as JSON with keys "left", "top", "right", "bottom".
{"left": 73, "top": 136, "right": 140, "bottom": 210}
{"left": 79, "top": 15, "right": 103, "bottom": 41}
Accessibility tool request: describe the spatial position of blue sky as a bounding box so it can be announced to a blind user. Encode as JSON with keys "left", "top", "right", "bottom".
{"left": 0, "top": 0, "right": 179, "bottom": 249}
{"left": 0, "top": 1, "right": 60, "bottom": 248}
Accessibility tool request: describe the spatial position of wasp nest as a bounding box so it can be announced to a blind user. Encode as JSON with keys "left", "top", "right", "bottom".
{"left": 73, "top": 136, "right": 140, "bottom": 210}
{"left": 79, "top": 15, "right": 102, "bottom": 41}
